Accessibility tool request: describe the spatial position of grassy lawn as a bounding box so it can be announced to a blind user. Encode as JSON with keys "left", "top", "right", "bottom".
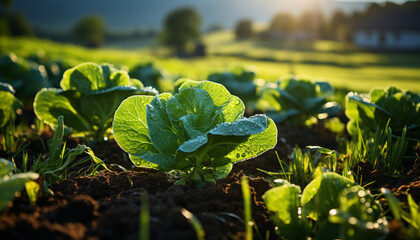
{"left": 1, "top": 33, "right": 419, "bottom": 93}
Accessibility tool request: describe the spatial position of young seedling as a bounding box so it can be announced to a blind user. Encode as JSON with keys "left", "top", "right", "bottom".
{"left": 34, "top": 62, "right": 158, "bottom": 142}
{"left": 241, "top": 177, "right": 253, "bottom": 240}
{"left": 0, "top": 158, "right": 39, "bottom": 211}
{"left": 13, "top": 116, "right": 108, "bottom": 204}
{"left": 113, "top": 80, "right": 277, "bottom": 186}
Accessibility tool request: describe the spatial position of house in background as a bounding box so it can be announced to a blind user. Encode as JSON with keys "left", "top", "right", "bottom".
{"left": 353, "top": 11, "right": 420, "bottom": 51}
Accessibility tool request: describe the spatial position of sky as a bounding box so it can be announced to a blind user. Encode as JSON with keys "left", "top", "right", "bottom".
{"left": 8, "top": 0, "right": 410, "bottom": 33}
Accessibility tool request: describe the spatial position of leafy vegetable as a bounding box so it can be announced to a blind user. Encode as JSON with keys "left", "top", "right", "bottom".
{"left": 207, "top": 66, "right": 259, "bottom": 105}
{"left": 0, "top": 83, "right": 21, "bottom": 128}
{"left": 0, "top": 83, "right": 22, "bottom": 152}
{"left": 345, "top": 86, "right": 420, "bottom": 140}
{"left": 263, "top": 171, "right": 388, "bottom": 240}
{"left": 329, "top": 187, "right": 388, "bottom": 240}
{"left": 0, "top": 158, "right": 39, "bottom": 212}
{"left": 113, "top": 80, "right": 277, "bottom": 185}
{"left": 129, "top": 62, "right": 173, "bottom": 92}
{"left": 0, "top": 53, "right": 49, "bottom": 103}
{"left": 34, "top": 62, "right": 158, "bottom": 141}
{"left": 257, "top": 77, "right": 340, "bottom": 125}
{"left": 263, "top": 181, "right": 308, "bottom": 240}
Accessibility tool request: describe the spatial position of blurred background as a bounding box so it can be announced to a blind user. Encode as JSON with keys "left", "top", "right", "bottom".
{"left": 0, "top": 0, "right": 419, "bottom": 92}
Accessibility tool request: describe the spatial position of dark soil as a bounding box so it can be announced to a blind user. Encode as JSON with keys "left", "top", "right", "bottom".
{"left": 1, "top": 122, "right": 418, "bottom": 239}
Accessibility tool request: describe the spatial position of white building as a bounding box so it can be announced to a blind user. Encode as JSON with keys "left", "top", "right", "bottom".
{"left": 353, "top": 11, "right": 420, "bottom": 50}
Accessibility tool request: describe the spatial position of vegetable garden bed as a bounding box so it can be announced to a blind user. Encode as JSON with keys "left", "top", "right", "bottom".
{"left": 1, "top": 56, "right": 419, "bottom": 240}
{"left": 1, "top": 122, "right": 418, "bottom": 239}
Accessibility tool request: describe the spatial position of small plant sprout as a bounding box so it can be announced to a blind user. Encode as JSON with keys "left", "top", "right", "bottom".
{"left": 16, "top": 116, "right": 109, "bottom": 201}
{"left": 0, "top": 158, "right": 39, "bottom": 212}
{"left": 139, "top": 191, "right": 150, "bottom": 240}
{"left": 181, "top": 208, "right": 205, "bottom": 240}
{"left": 241, "top": 177, "right": 253, "bottom": 240}
{"left": 34, "top": 62, "right": 158, "bottom": 142}
{"left": 113, "top": 80, "right": 277, "bottom": 186}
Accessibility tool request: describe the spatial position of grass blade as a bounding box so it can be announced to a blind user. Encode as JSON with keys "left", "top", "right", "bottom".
{"left": 241, "top": 176, "right": 253, "bottom": 240}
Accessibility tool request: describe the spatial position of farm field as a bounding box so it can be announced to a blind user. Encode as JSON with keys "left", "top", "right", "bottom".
{"left": 0, "top": 34, "right": 419, "bottom": 240}
{"left": 2, "top": 35, "right": 420, "bottom": 92}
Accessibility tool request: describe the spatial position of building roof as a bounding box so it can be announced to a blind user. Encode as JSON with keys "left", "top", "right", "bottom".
{"left": 354, "top": 11, "right": 420, "bottom": 31}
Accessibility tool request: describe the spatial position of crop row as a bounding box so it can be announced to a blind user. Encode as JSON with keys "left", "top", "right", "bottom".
{"left": 0, "top": 53, "right": 419, "bottom": 239}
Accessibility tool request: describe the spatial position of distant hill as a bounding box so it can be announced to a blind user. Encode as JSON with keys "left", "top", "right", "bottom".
{"left": 6, "top": 0, "right": 382, "bottom": 33}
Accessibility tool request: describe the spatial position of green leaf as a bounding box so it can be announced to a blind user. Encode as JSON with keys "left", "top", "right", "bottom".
{"left": 0, "top": 158, "right": 14, "bottom": 178}
{"left": 61, "top": 62, "right": 104, "bottom": 93}
{"left": 301, "top": 171, "right": 357, "bottom": 222}
{"left": 0, "top": 84, "right": 21, "bottom": 127}
{"left": 179, "top": 80, "right": 245, "bottom": 122}
{"left": 219, "top": 117, "right": 277, "bottom": 162}
{"left": 113, "top": 95, "right": 156, "bottom": 157}
{"left": 0, "top": 172, "right": 39, "bottom": 211}
{"left": 328, "top": 187, "right": 388, "bottom": 240}
{"left": 34, "top": 88, "right": 90, "bottom": 134}
{"left": 48, "top": 115, "right": 64, "bottom": 164}
{"left": 80, "top": 87, "right": 138, "bottom": 139}
{"left": 263, "top": 181, "right": 308, "bottom": 240}
{"left": 166, "top": 88, "right": 218, "bottom": 138}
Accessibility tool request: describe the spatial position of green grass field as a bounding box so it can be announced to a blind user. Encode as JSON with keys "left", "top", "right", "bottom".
{"left": 1, "top": 32, "right": 419, "bottom": 93}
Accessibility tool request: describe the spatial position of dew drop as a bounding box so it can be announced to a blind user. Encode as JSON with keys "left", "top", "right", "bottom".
{"left": 229, "top": 129, "right": 233, "bottom": 133}
{"left": 241, "top": 153, "right": 246, "bottom": 158}
{"left": 238, "top": 128, "right": 244, "bottom": 133}
{"left": 234, "top": 99, "right": 240, "bottom": 105}
{"left": 236, "top": 153, "right": 240, "bottom": 158}
{"left": 148, "top": 105, "right": 155, "bottom": 112}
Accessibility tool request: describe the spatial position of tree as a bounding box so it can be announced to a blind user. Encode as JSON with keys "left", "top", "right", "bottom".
{"left": 297, "top": 10, "right": 327, "bottom": 39}
{"left": 235, "top": 19, "right": 253, "bottom": 39}
{"left": 269, "top": 13, "right": 295, "bottom": 34}
{"left": 162, "top": 7, "right": 201, "bottom": 54}
{"left": 72, "top": 15, "right": 105, "bottom": 47}
{"left": 330, "top": 10, "right": 349, "bottom": 41}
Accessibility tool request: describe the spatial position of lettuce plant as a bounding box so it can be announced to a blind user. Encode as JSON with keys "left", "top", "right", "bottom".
{"left": 0, "top": 83, "right": 21, "bottom": 128}
{"left": 129, "top": 62, "right": 173, "bottom": 92}
{"left": 34, "top": 62, "right": 157, "bottom": 142}
{"left": 0, "top": 158, "right": 39, "bottom": 212}
{"left": 0, "top": 53, "right": 49, "bottom": 103}
{"left": 113, "top": 80, "right": 277, "bottom": 185}
{"left": 207, "top": 66, "right": 259, "bottom": 106}
{"left": 257, "top": 77, "right": 340, "bottom": 125}
{"left": 345, "top": 86, "right": 420, "bottom": 140}
{"left": 263, "top": 170, "right": 388, "bottom": 240}
{"left": 0, "top": 83, "right": 21, "bottom": 152}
